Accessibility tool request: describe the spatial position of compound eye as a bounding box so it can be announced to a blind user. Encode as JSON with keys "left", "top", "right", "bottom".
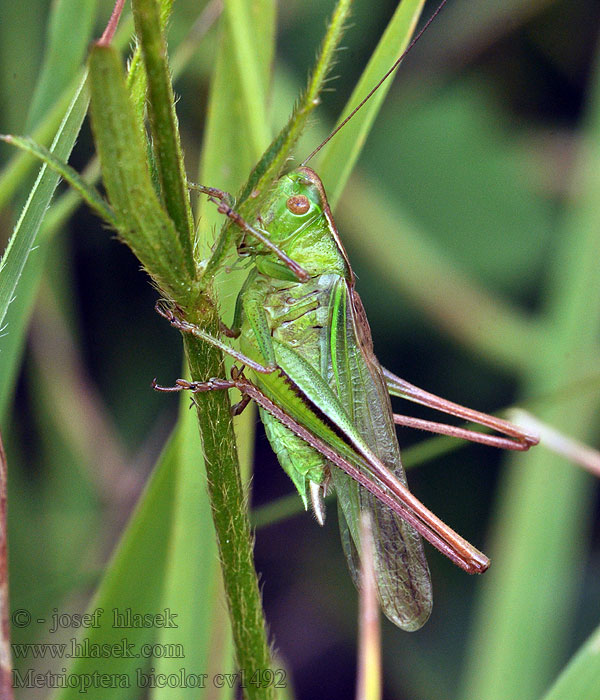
{"left": 286, "top": 194, "right": 310, "bottom": 215}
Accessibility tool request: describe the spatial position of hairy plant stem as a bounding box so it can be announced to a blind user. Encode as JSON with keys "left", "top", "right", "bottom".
{"left": 183, "top": 299, "right": 275, "bottom": 700}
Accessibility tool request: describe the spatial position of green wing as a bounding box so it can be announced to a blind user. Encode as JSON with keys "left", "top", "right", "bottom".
{"left": 327, "top": 278, "right": 432, "bottom": 631}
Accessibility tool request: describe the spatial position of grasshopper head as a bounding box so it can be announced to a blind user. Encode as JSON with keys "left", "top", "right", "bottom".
{"left": 257, "top": 167, "right": 353, "bottom": 280}
{"left": 260, "top": 167, "right": 324, "bottom": 243}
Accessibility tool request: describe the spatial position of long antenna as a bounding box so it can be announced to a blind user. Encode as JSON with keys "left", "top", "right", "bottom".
{"left": 301, "top": 0, "right": 449, "bottom": 166}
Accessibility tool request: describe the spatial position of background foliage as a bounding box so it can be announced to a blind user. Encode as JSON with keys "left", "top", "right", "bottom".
{"left": 1, "top": 1, "right": 599, "bottom": 699}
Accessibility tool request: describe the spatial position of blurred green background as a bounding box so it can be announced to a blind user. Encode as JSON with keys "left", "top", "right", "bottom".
{"left": 1, "top": 1, "right": 600, "bottom": 699}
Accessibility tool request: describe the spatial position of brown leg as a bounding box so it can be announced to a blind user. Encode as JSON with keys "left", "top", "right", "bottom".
{"left": 188, "top": 182, "right": 309, "bottom": 281}
{"left": 383, "top": 367, "right": 539, "bottom": 450}
{"left": 154, "top": 301, "right": 276, "bottom": 375}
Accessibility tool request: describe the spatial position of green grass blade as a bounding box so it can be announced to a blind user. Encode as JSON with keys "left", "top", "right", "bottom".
{"left": 0, "top": 15, "right": 135, "bottom": 213}
{"left": 0, "top": 135, "right": 116, "bottom": 226}
{"left": 0, "top": 83, "right": 82, "bottom": 212}
{"left": 222, "top": 0, "right": 272, "bottom": 159}
{"left": 317, "top": 0, "right": 427, "bottom": 207}
{"left": 25, "top": 0, "right": 97, "bottom": 131}
{"left": 0, "top": 0, "right": 44, "bottom": 132}
{"left": 0, "top": 7, "right": 130, "bottom": 419}
{"left": 541, "top": 623, "right": 600, "bottom": 700}
{"left": 50, "top": 421, "right": 192, "bottom": 700}
{"left": 0, "top": 74, "right": 88, "bottom": 343}
{"left": 196, "top": 0, "right": 276, "bottom": 240}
